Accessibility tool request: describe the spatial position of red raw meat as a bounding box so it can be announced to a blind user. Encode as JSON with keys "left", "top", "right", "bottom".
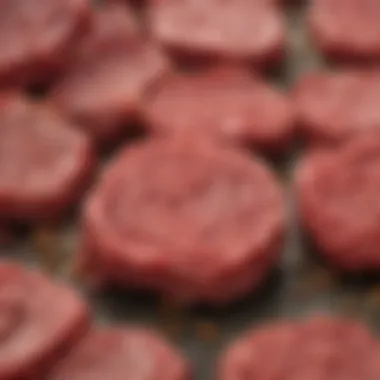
{"left": 49, "top": 327, "right": 190, "bottom": 380}
{"left": 309, "top": 0, "right": 380, "bottom": 62}
{"left": 0, "top": 261, "right": 90, "bottom": 380}
{"left": 51, "top": 3, "right": 169, "bottom": 144}
{"left": 294, "top": 70, "right": 380, "bottom": 145}
{"left": 0, "top": 93, "right": 95, "bottom": 222}
{"left": 80, "top": 138, "right": 285, "bottom": 304}
{"left": 0, "top": 0, "right": 91, "bottom": 86}
{"left": 147, "top": 0, "right": 286, "bottom": 68}
{"left": 143, "top": 67, "right": 294, "bottom": 153}
{"left": 297, "top": 135, "right": 380, "bottom": 272}
{"left": 218, "top": 316, "right": 380, "bottom": 380}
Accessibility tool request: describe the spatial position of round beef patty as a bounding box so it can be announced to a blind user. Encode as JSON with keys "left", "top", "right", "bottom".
{"left": 308, "top": 0, "right": 380, "bottom": 62}
{"left": 294, "top": 70, "right": 380, "bottom": 145}
{"left": 51, "top": 2, "right": 168, "bottom": 144}
{"left": 80, "top": 138, "right": 285, "bottom": 304}
{"left": 297, "top": 135, "right": 380, "bottom": 272}
{"left": 218, "top": 316, "right": 380, "bottom": 380}
{"left": 0, "top": 0, "right": 90, "bottom": 86}
{"left": 147, "top": 0, "right": 285, "bottom": 68}
{"left": 0, "top": 261, "right": 91, "bottom": 380}
{"left": 49, "top": 327, "right": 190, "bottom": 380}
{"left": 143, "top": 67, "right": 294, "bottom": 153}
{"left": 0, "top": 93, "right": 95, "bottom": 222}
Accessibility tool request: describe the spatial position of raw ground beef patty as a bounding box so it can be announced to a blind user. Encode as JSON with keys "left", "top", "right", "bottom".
{"left": 218, "top": 315, "right": 380, "bottom": 380}
{"left": 147, "top": 0, "right": 285, "bottom": 68}
{"left": 0, "top": 0, "right": 90, "bottom": 86}
{"left": 142, "top": 67, "right": 295, "bottom": 153}
{"left": 296, "top": 136, "right": 380, "bottom": 272}
{"left": 308, "top": 0, "right": 380, "bottom": 62}
{"left": 293, "top": 70, "right": 380, "bottom": 145}
{"left": 0, "top": 261, "right": 91, "bottom": 380}
{"left": 0, "top": 93, "right": 95, "bottom": 222}
{"left": 49, "top": 327, "right": 190, "bottom": 380}
{"left": 51, "top": 2, "right": 169, "bottom": 144}
{"left": 80, "top": 139, "right": 285, "bottom": 304}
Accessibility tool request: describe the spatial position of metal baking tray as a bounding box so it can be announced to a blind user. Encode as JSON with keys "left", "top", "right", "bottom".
{"left": 4, "top": 3, "right": 380, "bottom": 380}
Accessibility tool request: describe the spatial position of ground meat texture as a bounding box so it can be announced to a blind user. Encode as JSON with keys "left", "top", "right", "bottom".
{"left": 0, "top": 261, "right": 90, "bottom": 380}
{"left": 0, "top": 0, "right": 90, "bottom": 87}
{"left": 0, "top": 93, "right": 95, "bottom": 222}
{"left": 147, "top": 0, "right": 285, "bottom": 68}
{"left": 51, "top": 3, "right": 169, "bottom": 144}
{"left": 143, "top": 67, "right": 294, "bottom": 153}
{"left": 49, "top": 327, "right": 190, "bottom": 380}
{"left": 296, "top": 136, "right": 380, "bottom": 272}
{"left": 294, "top": 70, "right": 380, "bottom": 145}
{"left": 308, "top": 0, "right": 380, "bottom": 62}
{"left": 218, "top": 316, "right": 380, "bottom": 380}
{"left": 80, "top": 139, "right": 285, "bottom": 304}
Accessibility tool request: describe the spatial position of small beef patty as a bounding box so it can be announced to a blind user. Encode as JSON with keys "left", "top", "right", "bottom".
{"left": 0, "top": 92, "right": 95, "bottom": 222}
{"left": 80, "top": 138, "right": 285, "bottom": 304}
{"left": 143, "top": 67, "right": 294, "bottom": 153}
{"left": 308, "top": 0, "right": 380, "bottom": 62}
{"left": 51, "top": 2, "right": 169, "bottom": 144}
{"left": 147, "top": 0, "right": 285, "bottom": 68}
{"left": 0, "top": 0, "right": 90, "bottom": 86}
{"left": 297, "top": 135, "right": 380, "bottom": 272}
{"left": 49, "top": 327, "right": 190, "bottom": 380}
{"left": 218, "top": 316, "right": 380, "bottom": 380}
{"left": 294, "top": 70, "right": 380, "bottom": 145}
{"left": 0, "top": 261, "right": 91, "bottom": 380}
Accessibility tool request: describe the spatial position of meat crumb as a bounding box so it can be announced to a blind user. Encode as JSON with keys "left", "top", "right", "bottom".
{"left": 32, "top": 226, "right": 61, "bottom": 272}
{"left": 195, "top": 319, "right": 220, "bottom": 343}
{"left": 158, "top": 297, "right": 186, "bottom": 340}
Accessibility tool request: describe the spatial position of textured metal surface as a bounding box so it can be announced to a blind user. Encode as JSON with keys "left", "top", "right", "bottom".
{"left": 4, "top": 3, "right": 380, "bottom": 380}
